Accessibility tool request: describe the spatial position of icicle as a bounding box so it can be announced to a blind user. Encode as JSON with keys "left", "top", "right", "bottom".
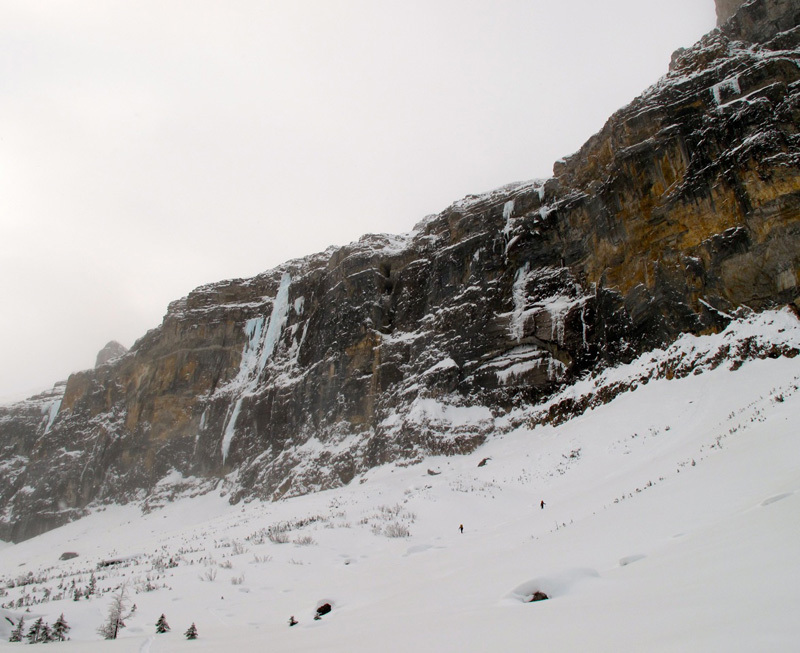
{"left": 510, "top": 264, "right": 530, "bottom": 342}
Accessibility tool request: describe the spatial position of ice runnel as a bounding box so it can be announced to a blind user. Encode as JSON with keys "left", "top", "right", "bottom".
{"left": 221, "top": 273, "right": 292, "bottom": 462}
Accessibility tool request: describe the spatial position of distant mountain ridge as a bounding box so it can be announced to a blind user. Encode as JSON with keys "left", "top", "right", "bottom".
{"left": 1, "top": 0, "right": 798, "bottom": 542}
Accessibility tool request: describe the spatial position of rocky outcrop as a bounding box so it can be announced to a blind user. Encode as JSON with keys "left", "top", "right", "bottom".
{"left": 95, "top": 341, "right": 128, "bottom": 368}
{"left": 0, "top": 382, "right": 69, "bottom": 534}
{"left": 1, "top": 0, "right": 798, "bottom": 542}
{"left": 720, "top": 0, "right": 800, "bottom": 39}
{"left": 717, "top": 0, "right": 748, "bottom": 25}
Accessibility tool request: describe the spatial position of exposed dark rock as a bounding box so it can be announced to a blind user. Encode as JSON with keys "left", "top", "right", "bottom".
{"left": 529, "top": 591, "right": 549, "bottom": 603}
{"left": 59, "top": 552, "right": 79, "bottom": 561}
{"left": 720, "top": 0, "right": 800, "bottom": 41}
{"left": 717, "top": 0, "right": 748, "bottom": 26}
{"left": 0, "top": 0, "right": 798, "bottom": 542}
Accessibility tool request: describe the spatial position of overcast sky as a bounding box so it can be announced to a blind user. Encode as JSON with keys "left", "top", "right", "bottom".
{"left": 0, "top": 0, "right": 717, "bottom": 403}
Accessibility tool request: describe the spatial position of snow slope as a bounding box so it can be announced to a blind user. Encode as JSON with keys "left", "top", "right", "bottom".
{"left": 1, "top": 311, "right": 798, "bottom": 651}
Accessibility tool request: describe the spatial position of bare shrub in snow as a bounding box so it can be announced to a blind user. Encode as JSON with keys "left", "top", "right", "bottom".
{"left": 199, "top": 569, "right": 217, "bottom": 582}
{"left": 384, "top": 522, "right": 411, "bottom": 538}
{"left": 245, "top": 528, "right": 269, "bottom": 545}
{"left": 362, "top": 503, "right": 416, "bottom": 536}
{"left": 372, "top": 504, "right": 416, "bottom": 523}
{"left": 134, "top": 574, "right": 162, "bottom": 593}
{"left": 268, "top": 530, "right": 290, "bottom": 544}
{"left": 251, "top": 554, "right": 272, "bottom": 564}
{"left": 378, "top": 504, "right": 404, "bottom": 518}
{"left": 293, "top": 535, "right": 316, "bottom": 546}
{"left": 247, "top": 517, "right": 324, "bottom": 545}
{"left": 231, "top": 574, "right": 245, "bottom": 585}
{"left": 231, "top": 540, "right": 247, "bottom": 555}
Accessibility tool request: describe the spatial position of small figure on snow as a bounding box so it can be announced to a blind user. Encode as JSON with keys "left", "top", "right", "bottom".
{"left": 289, "top": 616, "right": 298, "bottom": 627}
{"left": 540, "top": 500, "right": 545, "bottom": 509}
{"left": 459, "top": 524, "right": 464, "bottom": 533}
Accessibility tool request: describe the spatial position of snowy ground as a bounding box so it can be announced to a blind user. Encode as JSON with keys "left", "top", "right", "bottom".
{"left": 1, "top": 313, "right": 799, "bottom": 651}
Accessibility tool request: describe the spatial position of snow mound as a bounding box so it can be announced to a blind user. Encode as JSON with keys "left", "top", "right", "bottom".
{"left": 507, "top": 568, "right": 599, "bottom": 603}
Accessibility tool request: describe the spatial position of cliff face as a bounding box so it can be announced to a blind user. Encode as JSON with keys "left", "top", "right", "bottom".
{"left": 2, "top": 0, "right": 799, "bottom": 542}
{"left": 717, "top": 0, "right": 748, "bottom": 25}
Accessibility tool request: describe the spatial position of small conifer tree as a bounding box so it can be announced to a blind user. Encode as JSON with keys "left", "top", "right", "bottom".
{"left": 52, "top": 613, "right": 71, "bottom": 642}
{"left": 8, "top": 616, "right": 24, "bottom": 642}
{"left": 40, "top": 622, "right": 53, "bottom": 643}
{"left": 26, "top": 617, "right": 44, "bottom": 644}
{"left": 184, "top": 622, "right": 199, "bottom": 640}
{"left": 155, "top": 614, "right": 171, "bottom": 634}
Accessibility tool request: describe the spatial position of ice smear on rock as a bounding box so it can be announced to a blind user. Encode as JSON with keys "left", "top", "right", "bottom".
{"left": 221, "top": 273, "right": 292, "bottom": 462}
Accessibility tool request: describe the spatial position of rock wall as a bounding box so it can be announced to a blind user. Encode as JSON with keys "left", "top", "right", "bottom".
{"left": 720, "top": 0, "right": 800, "bottom": 39}
{"left": 1, "top": 0, "right": 799, "bottom": 541}
{"left": 717, "top": 0, "right": 748, "bottom": 25}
